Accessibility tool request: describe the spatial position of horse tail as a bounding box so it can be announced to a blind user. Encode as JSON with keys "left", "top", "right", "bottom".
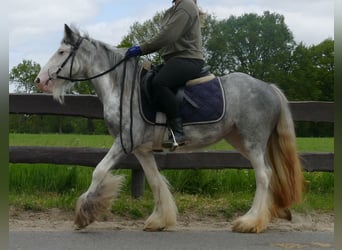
{"left": 267, "top": 84, "right": 304, "bottom": 212}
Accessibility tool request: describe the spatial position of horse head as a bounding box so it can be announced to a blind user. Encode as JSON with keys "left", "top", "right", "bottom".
{"left": 35, "top": 24, "right": 85, "bottom": 102}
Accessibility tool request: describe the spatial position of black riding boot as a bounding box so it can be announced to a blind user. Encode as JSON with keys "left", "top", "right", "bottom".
{"left": 162, "top": 117, "right": 187, "bottom": 148}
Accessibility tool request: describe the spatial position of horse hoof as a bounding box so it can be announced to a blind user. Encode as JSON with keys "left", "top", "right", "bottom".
{"left": 143, "top": 226, "right": 165, "bottom": 232}
{"left": 74, "top": 223, "right": 87, "bottom": 231}
{"left": 280, "top": 208, "right": 292, "bottom": 221}
{"left": 74, "top": 213, "right": 94, "bottom": 230}
{"left": 143, "top": 220, "right": 166, "bottom": 232}
{"left": 272, "top": 207, "right": 292, "bottom": 221}
{"left": 232, "top": 216, "right": 268, "bottom": 233}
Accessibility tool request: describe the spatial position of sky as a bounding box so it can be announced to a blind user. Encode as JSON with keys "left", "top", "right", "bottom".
{"left": 9, "top": 0, "right": 334, "bottom": 71}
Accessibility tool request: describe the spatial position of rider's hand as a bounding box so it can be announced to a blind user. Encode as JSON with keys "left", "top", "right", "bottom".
{"left": 126, "top": 45, "right": 142, "bottom": 58}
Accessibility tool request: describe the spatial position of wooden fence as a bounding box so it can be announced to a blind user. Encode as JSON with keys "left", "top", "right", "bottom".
{"left": 9, "top": 94, "right": 334, "bottom": 198}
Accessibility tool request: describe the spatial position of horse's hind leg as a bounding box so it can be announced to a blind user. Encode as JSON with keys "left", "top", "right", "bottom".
{"left": 231, "top": 147, "right": 272, "bottom": 233}
{"left": 224, "top": 126, "right": 248, "bottom": 158}
{"left": 225, "top": 128, "right": 273, "bottom": 233}
{"left": 134, "top": 149, "right": 177, "bottom": 231}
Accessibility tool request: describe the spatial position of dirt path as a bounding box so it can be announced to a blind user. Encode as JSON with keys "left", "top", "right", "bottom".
{"left": 9, "top": 207, "right": 334, "bottom": 232}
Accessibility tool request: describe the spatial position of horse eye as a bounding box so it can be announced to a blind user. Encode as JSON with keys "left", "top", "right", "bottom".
{"left": 58, "top": 50, "right": 65, "bottom": 55}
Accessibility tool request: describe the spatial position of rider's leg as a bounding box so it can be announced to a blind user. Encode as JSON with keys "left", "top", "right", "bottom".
{"left": 151, "top": 57, "right": 203, "bottom": 146}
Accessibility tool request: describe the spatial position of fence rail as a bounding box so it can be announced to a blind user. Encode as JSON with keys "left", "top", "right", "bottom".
{"left": 9, "top": 94, "right": 334, "bottom": 197}
{"left": 9, "top": 146, "right": 333, "bottom": 172}
{"left": 9, "top": 94, "right": 334, "bottom": 122}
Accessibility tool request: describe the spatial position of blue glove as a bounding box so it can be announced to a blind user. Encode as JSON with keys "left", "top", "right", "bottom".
{"left": 126, "top": 45, "right": 142, "bottom": 58}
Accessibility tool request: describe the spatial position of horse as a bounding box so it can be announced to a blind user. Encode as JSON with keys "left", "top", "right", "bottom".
{"left": 35, "top": 24, "right": 304, "bottom": 233}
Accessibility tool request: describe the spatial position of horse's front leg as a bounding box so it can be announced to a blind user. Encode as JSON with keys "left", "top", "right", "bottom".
{"left": 74, "top": 142, "right": 126, "bottom": 229}
{"left": 134, "top": 149, "right": 177, "bottom": 231}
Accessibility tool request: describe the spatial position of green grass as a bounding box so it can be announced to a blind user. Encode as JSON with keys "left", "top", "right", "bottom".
{"left": 10, "top": 133, "right": 114, "bottom": 148}
{"left": 10, "top": 134, "right": 334, "bottom": 152}
{"left": 9, "top": 133, "right": 334, "bottom": 218}
{"left": 205, "top": 137, "right": 334, "bottom": 152}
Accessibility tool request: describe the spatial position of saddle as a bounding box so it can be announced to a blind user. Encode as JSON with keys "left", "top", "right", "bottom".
{"left": 139, "top": 61, "right": 225, "bottom": 151}
{"left": 141, "top": 61, "right": 215, "bottom": 112}
{"left": 140, "top": 62, "right": 225, "bottom": 126}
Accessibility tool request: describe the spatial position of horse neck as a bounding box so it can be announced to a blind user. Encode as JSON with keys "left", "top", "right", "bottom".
{"left": 86, "top": 45, "right": 129, "bottom": 101}
{"left": 88, "top": 52, "right": 140, "bottom": 122}
{"left": 91, "top": 61, "right": 139, "bottom": 99}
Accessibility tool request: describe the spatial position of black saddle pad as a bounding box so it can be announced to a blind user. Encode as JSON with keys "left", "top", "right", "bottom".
{"left": 139, "top": 77, "right": 225, "bottom": 126}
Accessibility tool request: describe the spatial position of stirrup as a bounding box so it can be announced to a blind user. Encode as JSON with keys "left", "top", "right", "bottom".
{"left": 161, "top": 129, "right": 179, "bottom": 151}
{"left": 169, "top": 129, "right": 179, "bottom": 152}
{"left": 162, "top": 128, "right": 185, "bottom": 151}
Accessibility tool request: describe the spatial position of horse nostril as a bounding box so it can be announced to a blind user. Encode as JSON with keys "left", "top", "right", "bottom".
{"left": 35, "top": 77, "right": 40, "bottom": 84}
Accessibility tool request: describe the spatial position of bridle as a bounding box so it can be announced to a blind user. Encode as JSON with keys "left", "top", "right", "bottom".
{"left": 50, "top": 37, "right": 84, "bottom": 82}
{"left": 50, "top": 35, "right": 138, "bottom": 154}
{"left": 49, "top": 36, "right": 127, "bottom": 83}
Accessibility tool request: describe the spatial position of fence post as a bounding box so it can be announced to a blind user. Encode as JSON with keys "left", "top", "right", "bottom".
{"left": 131, "top": 169, "right": 145, "bottom": 198}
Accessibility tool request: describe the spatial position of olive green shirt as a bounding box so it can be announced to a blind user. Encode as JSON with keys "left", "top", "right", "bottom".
{"left": 140, "top": 0, "right": 204, "bottom": 62}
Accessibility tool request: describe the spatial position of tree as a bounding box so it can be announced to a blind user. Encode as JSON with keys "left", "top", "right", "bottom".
{"left": 118, "top": 11, "right": 165, "bottom": 64}
{"left": 206, "top": 11, "right": 295, "bottom": 80}
{"left": 73, "top": 81, "right": 95, "bottom": 95}
{"left": 9, "top": 59, "right": 94, "bottom": 95}
{"left": 10, "top": 60, "right": 41, "bottom": 93}
{"left": 200, "top": 14, "right": 220, "bottom": 62}
{"left": 309, "top": 39, "right": 334, "bottom": 101}
{"left": 281, "top": 39, "right": 334, "bottom": 101}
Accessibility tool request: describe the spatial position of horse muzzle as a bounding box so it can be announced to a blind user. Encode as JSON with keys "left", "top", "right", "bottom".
{"left": 35, "top": 76, "right": 53, "bottom": 93}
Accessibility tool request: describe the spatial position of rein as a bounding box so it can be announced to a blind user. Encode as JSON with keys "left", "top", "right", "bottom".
{"left": 119, "top": 57, "right": 139, "bottom": 154}
{"left": 54, "top": 36, "right": 138, "bottom": 154}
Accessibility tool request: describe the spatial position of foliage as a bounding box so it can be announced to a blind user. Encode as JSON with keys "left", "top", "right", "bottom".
{"left": 10, "top": 59, "right": 41, "bottom": 93}
{"left": 72, "top": 81, "right": 96, "bottom": 95}
{"left": 118, "top": 11, "right": 165, "bottom": 64}
{"left": 206, "top": 11, "right": 295, "bottom": 80}
{"left": 279, "top": 39, "right": 334, "bottom": 101}
{"left": 310, "top": 39, "right": 334, "bottom": 101}
{"left": 9, "top": 114, "right": 108, "bottom": 134}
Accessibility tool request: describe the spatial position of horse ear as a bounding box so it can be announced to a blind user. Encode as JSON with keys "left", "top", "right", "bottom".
{"left": 64, "top": 24, "right": 74, "bottom": 41}
{"left": 64, "top": 24, "right": 79, "bottom": 45}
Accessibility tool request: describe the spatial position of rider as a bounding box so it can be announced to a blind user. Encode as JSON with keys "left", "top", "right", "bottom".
{"left": 126, "top": 0, "right": 205, "bottom": 148}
